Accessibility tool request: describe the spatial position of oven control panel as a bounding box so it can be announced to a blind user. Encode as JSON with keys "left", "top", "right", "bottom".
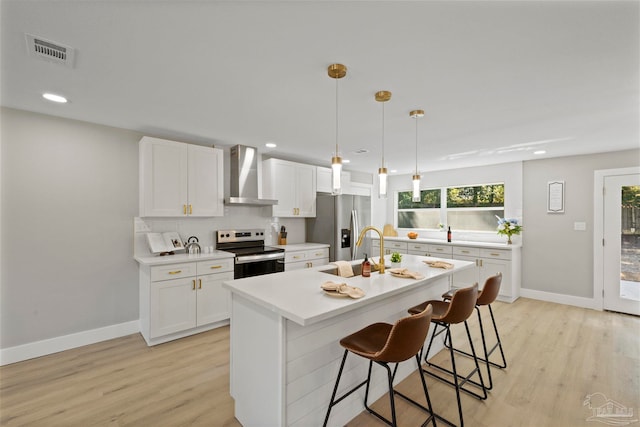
{"left": 217, "top": 229, "right": 265, "bottom": 243}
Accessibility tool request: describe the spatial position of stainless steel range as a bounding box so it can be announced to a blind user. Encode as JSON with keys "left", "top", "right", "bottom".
{"left": 216, "top": 229, "right": 285, "bottom": 279}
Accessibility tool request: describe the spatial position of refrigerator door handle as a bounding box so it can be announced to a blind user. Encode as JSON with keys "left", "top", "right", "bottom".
{"left": 350, "top": 209, "right": 359, "bottom": 260}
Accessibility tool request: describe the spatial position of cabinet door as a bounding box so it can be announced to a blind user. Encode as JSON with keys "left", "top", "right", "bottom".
{"left": 140, "top": 137, "right": 188, "bottom": 217}
{"left": 296, "top": 164, "right": 317, "bottom": 217}
{"left": 197, "top": 272, "right": 234, "bottom": 325}
{"left": 452, "top": 255, "right": 479, "bottom": 289}
{"left": 187, "top": 145, "right": 223, "bottom": 216}
{"left": 479, "top": 258, "right": 512, "bottom": 298}
{"left": 150, "top": 277, "right": 197, "bottom": 338}
{"left": 270, "top": 161, "right": 298, "bottom": 217}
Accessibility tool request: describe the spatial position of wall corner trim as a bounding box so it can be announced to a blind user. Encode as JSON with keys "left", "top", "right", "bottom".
{"left": 520, "top": 288, "right": 600, "bottom": 310}
{"left": 0, "top": 320, "right": 140, "bottom": 366}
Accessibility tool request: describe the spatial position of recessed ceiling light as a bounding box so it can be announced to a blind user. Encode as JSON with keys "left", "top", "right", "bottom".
{"left": 42, "top": 93, "right": 67, "bottom": 103}
{"left": 534, "top": 150, "right": 546, "bottom": 155}
{"left": 265, "top": 142, "right": 277, "bottom": 148}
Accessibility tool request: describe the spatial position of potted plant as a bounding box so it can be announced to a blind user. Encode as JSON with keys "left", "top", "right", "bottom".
{"left": 495, "top": 216, "right": 522, "bottom": 244}
{"left": 390, "top": 252, "right": 402, "bottom": 267}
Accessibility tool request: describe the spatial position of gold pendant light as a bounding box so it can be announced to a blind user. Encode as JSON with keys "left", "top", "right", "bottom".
{"left": 328, "top": 64, "right": 347, "bottom": 195}
{"left": 376, "top": 90, "right": 392, "bottom": 198}
{"left": 410, "top": 109, "right": 425, "bottom": 202}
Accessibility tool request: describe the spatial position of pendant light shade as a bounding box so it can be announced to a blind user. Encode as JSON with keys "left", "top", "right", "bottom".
{"left": 410, "top": 109, "right": 424, "bottom": 202}
{"left": 328, "top": 64, "right": 347, "bottom": 195}
{"left": 376, "top": 91, "right": 392, "bottom": 198}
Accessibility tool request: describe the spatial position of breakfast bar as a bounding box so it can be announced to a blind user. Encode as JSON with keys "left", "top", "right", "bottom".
{"left": 223, "top": 254, "right": 474, "bottom": 427}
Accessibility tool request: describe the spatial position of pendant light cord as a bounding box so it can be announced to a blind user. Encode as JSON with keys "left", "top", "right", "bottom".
{"left": 415, "top": 118, "right": 418, "bottom": 174}
{"left": 335, "top": 78, "right": 339, "bottom": 156}
{"left": 381, "top": 102, "right": 385, "bottom": 167}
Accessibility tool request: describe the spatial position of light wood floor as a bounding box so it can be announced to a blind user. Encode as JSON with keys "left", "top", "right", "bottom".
{"left": 1, "top": 298, "right": 638, "bottom": 427}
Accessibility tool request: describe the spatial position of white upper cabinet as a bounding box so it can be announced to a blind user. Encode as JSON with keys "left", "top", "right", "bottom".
{"left": 263, "top": 158, "right": 316, "bottom": 217}
{"left": 139, "top": 137, "right": 223, "bottom": 217}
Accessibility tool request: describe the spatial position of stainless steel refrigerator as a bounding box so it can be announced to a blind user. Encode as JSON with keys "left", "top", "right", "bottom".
{"left": 306, "top": 193, "right": 372, "bottom": 262}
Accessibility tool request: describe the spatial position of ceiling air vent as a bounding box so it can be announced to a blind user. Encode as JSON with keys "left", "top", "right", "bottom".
{"left": 353, "top": 148, "right": 370, "bottom": 154}
{"left": 25, "top": 34, "right": 75, "bottom": 68}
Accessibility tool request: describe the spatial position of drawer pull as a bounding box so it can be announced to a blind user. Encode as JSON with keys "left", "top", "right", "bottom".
{"left": 315, "top": 252, "right": 324, "bottom": 256}
{"left": 293, "top": 255, "right": 302, "bottom": 259}
{"left": 461, "top": 250, "right": 470, "bottom": 254}
{"left": 198, "top": 279, "right": 202, "bottom": 289}
{"left": 490, "top": 253, "right": 500, "bottom": 257}
{"left": 436, "top": 248, "right": 444, "bottom": 251}
{"left": 210, "top": 265, "right": 222, "bottom": 269}
{"left": 168, "top": 270, "right": 182, "bottom": 275}
{"left": 192, "top": 280, "right": 196, "bottom": 290}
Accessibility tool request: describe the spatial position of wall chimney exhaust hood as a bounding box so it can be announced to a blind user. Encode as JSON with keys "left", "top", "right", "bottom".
{"left": 226, "top": 145, "right": 278, "bottom": 206}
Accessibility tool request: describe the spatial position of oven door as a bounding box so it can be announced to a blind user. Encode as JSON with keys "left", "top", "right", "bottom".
{"left": 235, "top": 255, "right": 285, "bottom": 279}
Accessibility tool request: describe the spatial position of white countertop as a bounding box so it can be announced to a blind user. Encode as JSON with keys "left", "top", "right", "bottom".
{"left": 134, "top": 251, "right": 235, "bottom": 266}
{"left": 272, "top": 242, "right": 330, "bottom": 251}
{"left": 375, "top": 236, "right": 521, "bottom": 249}
{"left": 223, "top": 254, "right": 474, "bottom": 326}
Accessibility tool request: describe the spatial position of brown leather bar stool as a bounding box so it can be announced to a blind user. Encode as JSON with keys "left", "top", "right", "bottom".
{"left": 408, "top": 283, "right": 486, "bottom": 427}
{"left": 442, "top": 273, "right": 507, "bottom": 391}
{"left": 323, "top": 305, "right": 437, "bottom": 427}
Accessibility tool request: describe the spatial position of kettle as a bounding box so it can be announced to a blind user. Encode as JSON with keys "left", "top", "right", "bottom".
{"left": 185, "top": 236, "right": 201, "bottom": 255}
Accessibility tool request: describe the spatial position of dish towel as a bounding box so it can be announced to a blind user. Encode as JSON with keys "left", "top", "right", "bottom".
{"left": 387, "top": 268, "right": 425, "bottom": 279}
{"left": 331, "top": 261, "right": 355, "bottom": 278}
{"left": 321, "top": 281, "right": 365, "bottom": 299}
{"left": 423, "top": 260, "right": 454, "bottom": 269}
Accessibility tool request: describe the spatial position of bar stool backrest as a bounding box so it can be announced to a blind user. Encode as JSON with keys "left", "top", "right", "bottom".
{"left": 373, "top": 304, "right": 433, "bottom": 363}
{"left": 476, "top": 273, "right": 502, "bottom": 306}
{"left": 438, "top": 283, "right": 478, "bottom": 325}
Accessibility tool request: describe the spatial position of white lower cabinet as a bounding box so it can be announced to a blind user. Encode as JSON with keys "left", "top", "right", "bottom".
{"left": 452, "top": 247, "right": 518, "bottom": 302}
{"left": 141, "top": 258, "right": 234, "bottom": 345}
{"left": 284, "top": 247, "right": 329, "bottom": 271}
{"left": 372, "top": 238, "right": 520, "bottom": 302}
{"left": 372, "top": 239, "right": 408, "bottom": 255}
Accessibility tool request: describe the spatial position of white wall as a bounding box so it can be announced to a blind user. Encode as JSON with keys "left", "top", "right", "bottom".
{"left": 522, "top": 149, "right": 640, "bottom": 299}
{"left": 0, "top": 107, "right": 307, "bottom": 357}
{"left": 1, "top": 108, "right": 140, "bottom": 348}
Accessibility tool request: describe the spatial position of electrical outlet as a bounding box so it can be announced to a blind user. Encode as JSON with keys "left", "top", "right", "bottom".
{"left": 134, "top": 217, "right": 151, "bottom": 233}
{"left": 574, "top": 222, "right": 587, "bottom": 231}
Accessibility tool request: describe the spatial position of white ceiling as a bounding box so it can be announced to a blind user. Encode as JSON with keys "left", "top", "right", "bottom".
{"left": 1, "top": 1, "right": 638, "bottom": 176}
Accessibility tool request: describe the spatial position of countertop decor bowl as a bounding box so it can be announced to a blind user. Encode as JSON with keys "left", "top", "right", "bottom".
{"left": 407, "top": 232, "right": 418, "bottom": 239}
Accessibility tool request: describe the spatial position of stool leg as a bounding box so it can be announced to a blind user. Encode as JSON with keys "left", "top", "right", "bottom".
{"left": 487, "top": 304, "right": 507, "bottom": 368}
{"left": 475, "top": 306, "right": 493, "bottom": 390}
{"left": 323, "top": 349, "right": 349, "bottom": 427}
{"left": 463, "top": 320, "right": 487, "bottom": 400}
{"left": 363, "top": 361, "right": 398, "bottom": 427}
{"left": 415, "top": 353, "right": 437, "bottom": 427}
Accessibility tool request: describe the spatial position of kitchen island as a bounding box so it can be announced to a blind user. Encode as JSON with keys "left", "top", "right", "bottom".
{"left": 223, "top": 254, "right": 474, "bottom": 427}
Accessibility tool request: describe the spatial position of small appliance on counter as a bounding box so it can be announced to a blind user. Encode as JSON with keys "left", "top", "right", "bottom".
{"left": 185, "top": 236, "right": 201, "bottom": 255}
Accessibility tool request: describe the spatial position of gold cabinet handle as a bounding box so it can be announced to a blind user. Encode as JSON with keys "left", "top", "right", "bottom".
{"left": 210, "top": 265, "right": 222, "bottom": 269}
{"left": 183, "top": 205, "right": 187, "bottom": 215}
{"left": 192, "top": 279, "right": 196, "bottom": 290}
{"left": 490, "top": 253, "right": 500, "bottom": 257}
{"left": 479, "top": 259, "right": 483, "bottom": 267}
{"left": 189, "top": 204, "right": 193, "bottom": 214}
{"left": 293, "top": 255, "right": 302, "bottom": 259}
{"left": 436, "top": 248, "right": 444, "bottom": 252}
{"left": 198, "top": 279, "right": 202, "bottom": 289}
{"left": 168, "top": 270, "right": 182, "bottom": 275}
{"left": 462, "top": 250, "right": 470, "bottom": 254}
{"left": 315, "top": 252, "right": 323, "bottom": 256}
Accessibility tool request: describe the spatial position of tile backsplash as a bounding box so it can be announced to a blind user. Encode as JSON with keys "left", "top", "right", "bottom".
{"left": 134, "top": 205, "right": 306, "bottom": 257}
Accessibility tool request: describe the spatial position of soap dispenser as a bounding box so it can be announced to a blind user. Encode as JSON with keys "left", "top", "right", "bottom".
{"left": 362, "top": 253, "right": 371, "bottom": 277}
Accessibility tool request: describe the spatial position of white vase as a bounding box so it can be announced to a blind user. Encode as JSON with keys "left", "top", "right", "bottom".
{"left": 390, "top": 261, "right": 401, "bottom": 268}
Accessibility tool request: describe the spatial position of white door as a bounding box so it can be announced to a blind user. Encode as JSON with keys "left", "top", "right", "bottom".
{"left": 602, "top": 172, "right": 640, "bottom": 315}
{"left": 196, "top": 272, "right": 233, "bottom": 325}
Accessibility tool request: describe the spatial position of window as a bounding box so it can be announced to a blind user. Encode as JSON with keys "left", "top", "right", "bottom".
{"left": 396, "top": 183, "right": 505, "bottom": 232}
{"left": 397, "top": 189, "right": 441, "bottom": 229}
{"left": 447, "top": 184, "right": 504, "bottom": 231}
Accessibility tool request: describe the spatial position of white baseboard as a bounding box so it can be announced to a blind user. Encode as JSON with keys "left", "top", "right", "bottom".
{"left": 520, "top": 288, "right": 600, "bottom": 310}
{"left": 0, "top": 320, "right": 140, "bottom": 366}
